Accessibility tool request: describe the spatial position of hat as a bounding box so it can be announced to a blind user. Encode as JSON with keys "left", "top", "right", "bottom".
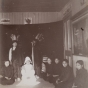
{"left": 24, "top": 57, "right": 32, "bottom": 64}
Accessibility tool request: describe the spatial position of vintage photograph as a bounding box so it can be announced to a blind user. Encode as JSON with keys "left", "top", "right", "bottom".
{"left": 0, "top": 0, "right": 88, "bottom": 88}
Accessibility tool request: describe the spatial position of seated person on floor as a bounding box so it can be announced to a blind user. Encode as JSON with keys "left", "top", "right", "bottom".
{"left": 0, "top": 61, "right": 15, "bottom": 85}
{"left": 41, "top": 62, "right": 47, "bottom": 80}
{"left": 52, "top": 58, "right": 62, "bottom": 83}
{"left": 55, "top": 59, "right": 74, "bottom": 88}
{"left": 46, "top": 58, "right": 53, "bottom": 83}
{"left": 73, "top": 60, "right": 88, "bottom": 88}
{"left": 21, "top": 56, "right": 36, "bottom": 81}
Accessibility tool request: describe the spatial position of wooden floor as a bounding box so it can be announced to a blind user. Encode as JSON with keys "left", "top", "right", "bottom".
{"left": 0, "top": 78, "right": 55, "bottom": 88}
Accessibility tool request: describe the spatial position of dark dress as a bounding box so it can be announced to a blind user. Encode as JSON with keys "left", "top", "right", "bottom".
{"left": 55, "top": 66, "right": 74, "bottom": 88}
{"left": 41, "top": 63, "right": 47, "bottom": 80}
{"left": 46, "top": 63, "right": 53, "bottom": 83}
{"left": 52, "top": 63, "right": 62, "bottom": 84}
{"left": 53, "top": 63, "right": 62, "bottom": 75}
{"left": 34, "top": 40, "right": 42, "bottom": 77}
{"left": 11, "top": 47, "right": 24, "bottom": 79}
{"left": 74, "top": 68, "right": 88, "bottom": 88}
{"left": 0, "top": 65, "right": 15, "bottom": 85}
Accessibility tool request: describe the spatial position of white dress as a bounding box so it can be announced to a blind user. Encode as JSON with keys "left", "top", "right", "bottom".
{"left": 20, "top": 63, "right": 36, "bottom": 85}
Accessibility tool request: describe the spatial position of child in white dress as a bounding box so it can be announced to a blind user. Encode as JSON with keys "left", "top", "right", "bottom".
{"left": 20, "top": 57, "right": 36, "bottom": 85}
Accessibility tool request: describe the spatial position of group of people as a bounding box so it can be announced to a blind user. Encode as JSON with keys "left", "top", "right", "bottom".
{"left": 0, "top": 56, "right": 36, "bottom": 85}
{"left": 0, "top": 40, "right": 36, "bottom": 85}
{"left": 0, "top": 56, "right": 88, "bottom": 88}
{"left": 41, "top": 58, "right": 88, "bottom": 88}
{"left": 0, "top": 40, "right": 88, "bottom": 88}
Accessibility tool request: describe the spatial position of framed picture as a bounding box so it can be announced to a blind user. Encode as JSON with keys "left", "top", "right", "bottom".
{"left": 72, "top": 15, "right": 88, "bottom": 56}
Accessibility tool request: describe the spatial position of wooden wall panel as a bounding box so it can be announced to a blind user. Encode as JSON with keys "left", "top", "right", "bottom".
{"left": 0, "top": 12, "right": 62, "bottom": 24}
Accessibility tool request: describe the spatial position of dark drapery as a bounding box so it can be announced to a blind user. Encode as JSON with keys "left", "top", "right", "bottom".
{"left": 0, "top": 21, "right": 64, "bottom": 66}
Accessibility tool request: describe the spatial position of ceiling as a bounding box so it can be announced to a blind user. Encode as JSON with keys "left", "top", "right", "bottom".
{"left": 0, "top": 0, "right": 70, "bottom": 12}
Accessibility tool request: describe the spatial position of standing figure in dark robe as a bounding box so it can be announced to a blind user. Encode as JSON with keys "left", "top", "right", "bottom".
{"left": 33, "top": 33, "right": 44, "bottom": 78}
{"left": 9, "top": 41, "right": 24, "bottom": 81}
{"left": 0, "top": 61, "right": 15, "bottom": 85}
{"left": 74, "top": 60, "right": 88, "bottom": 88}
{"left": 55, "top": 59, "right": 74, "bottom": 88}
{"left": 34, "top": 40, "right": 42, "bottom": 78}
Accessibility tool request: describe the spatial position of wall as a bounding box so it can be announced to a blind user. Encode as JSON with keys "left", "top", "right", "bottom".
{"left": 0, "top": 12, "right": 62, "bottom": 24}
{"left": 0, "top": 21, "right": 64, "bottom": 62}
{"left": 61, "top": 1, "right": 73, "bottom": 66}
{"left": 71, "top": 0, "right": 88, "bottom": 16}
{"left": 62, "top": 0, "right": 88, "bottom": 73}
{"left": 61, "top": 0, "right": 88, "bottom": 17}
{"left": 63, "top": 19, "right": 73, "bottom": 67}
{"left": 71, "top": 12, "right": 88, "bottom": 76}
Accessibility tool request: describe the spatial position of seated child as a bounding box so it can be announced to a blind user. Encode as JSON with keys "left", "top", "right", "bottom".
{"left": 73, "top": 60, "right": 88, "bottom": 88}
{"left": 55, "top": 59, "right": 74, "bottom": 88}
{"left": 21, "top": 57, "right": 36, "bottom": 82}
{"left": 0, "top": 61, "right": 15, "bottom": 85}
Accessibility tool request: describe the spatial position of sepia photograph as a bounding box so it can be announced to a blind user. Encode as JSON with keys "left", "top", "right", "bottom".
{"left": 0, "top": 0, "right": 88, "bottom": 88}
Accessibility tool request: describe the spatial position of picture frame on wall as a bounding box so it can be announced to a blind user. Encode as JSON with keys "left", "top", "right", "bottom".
{"left": 72, "top": 14, "right": 88, "bottom": 56}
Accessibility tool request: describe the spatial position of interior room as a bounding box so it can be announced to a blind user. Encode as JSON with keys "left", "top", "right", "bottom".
{"left": 0, "top": 0, "right": 88, "bottom": 88}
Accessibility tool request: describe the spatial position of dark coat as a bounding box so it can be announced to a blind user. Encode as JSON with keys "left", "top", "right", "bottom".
{"left": 12, "top": 47, "right": 24, "bottom": 66}
{"left": 59, "top": 66, "right": 73, "bottom": 82}
{"left": 74, "top": 68, "right": 88, "bottom": 88}
{"left": 0, "top": 65, "right": 14, "bottom": 79}
{"left": 56, "top": 66, "right": 74, "bottom": 88}
{"left": 53, "top": 63, "right": 62, "bottom": 76}
{"left": 46, "top": 63, "right": 53, "bottom": 75}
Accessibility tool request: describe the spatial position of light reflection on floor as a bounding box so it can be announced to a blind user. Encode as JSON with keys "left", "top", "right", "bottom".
{"left": 0, "top": 78, "right": 54, "bottom": 88}
{"left": 16, "top": 78, "right": 40, "bottom": 86}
